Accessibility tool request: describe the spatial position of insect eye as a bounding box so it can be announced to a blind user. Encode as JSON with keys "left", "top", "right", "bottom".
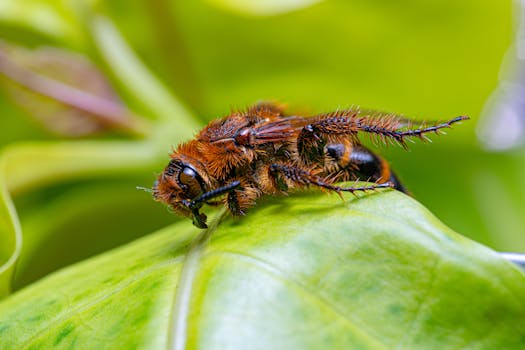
{"left": 178, "top": 166, "right": 204, "bottom": 198}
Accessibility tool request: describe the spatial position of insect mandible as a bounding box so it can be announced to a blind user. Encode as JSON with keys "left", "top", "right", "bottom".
{"left": 153, "top": 102, "right": 468, "bottom": 228}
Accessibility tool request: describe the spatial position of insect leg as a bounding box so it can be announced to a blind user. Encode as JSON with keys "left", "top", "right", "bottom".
{"left": 297, "top": 129, "right": 407, "bottom": 193}
{"left": 302, "top": 111, "right": 468, "bottom": 148}
{"left": 269, "top": 163, "right": 393, "bottom": 195}
{"left": 227, "top": 191, "right": 242, "bottom": 216}
{"left": 227, "top": 183, "right": 262, "bottom": 216}
{"left": 183, "top": 180, "right": 241, "bottom": 228}
{"left": 355, "top": 116, "right": 468, "bottom": 147}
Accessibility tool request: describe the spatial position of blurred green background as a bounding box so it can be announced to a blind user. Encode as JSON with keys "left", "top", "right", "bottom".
{"left": 1, "top": 0, "right": 523, "bottom": 290}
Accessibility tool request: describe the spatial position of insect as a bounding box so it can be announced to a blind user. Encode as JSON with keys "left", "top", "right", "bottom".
{"left": 153, "top": 102, "right": 468, "bottom": 228}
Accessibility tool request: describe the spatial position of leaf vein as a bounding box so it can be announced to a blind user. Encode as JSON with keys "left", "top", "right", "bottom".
{"left": 18, "top": 257, "right": 182, "bottom": 349}
{"left": 208, "top": 249, "right": 389, "bottom": 349}
{"left": 395, "top": 255, "right": 441, "bottom": 349}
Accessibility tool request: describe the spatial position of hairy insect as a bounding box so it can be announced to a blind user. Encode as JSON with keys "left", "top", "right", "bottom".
{"left": 153, "top": 102, "right": 468, "bottom": 228}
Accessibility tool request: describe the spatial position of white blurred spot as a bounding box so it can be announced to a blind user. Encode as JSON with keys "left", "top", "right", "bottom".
{"left": 477, "top": 83, "right": 525, "bottom": 151}
{"left": 477, "top": 0, "right": 525, "bottom": 151}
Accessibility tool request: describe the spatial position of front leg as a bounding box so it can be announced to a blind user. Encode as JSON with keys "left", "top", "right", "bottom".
{"left": 183, "top": 180, "right": 241, "bottom": 228}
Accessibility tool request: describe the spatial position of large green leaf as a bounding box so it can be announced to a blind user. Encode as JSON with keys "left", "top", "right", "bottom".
{"left": 1, "top": 188, "right": 523, "bottom": 349}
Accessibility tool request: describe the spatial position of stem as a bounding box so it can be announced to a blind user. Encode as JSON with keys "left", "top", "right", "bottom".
{"left": 0, "top": 157, "right": 22, "bottom": 298}
{"left": 3, "top": 140, "right": 160, "bottom": 195}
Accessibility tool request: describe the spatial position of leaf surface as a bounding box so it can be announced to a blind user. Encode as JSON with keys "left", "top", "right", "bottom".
{"left": 0, "top": 189, "right": 524, "bottom": 349}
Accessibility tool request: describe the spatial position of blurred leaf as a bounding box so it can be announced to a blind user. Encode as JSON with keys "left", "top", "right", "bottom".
{"left": 0, "top": 138, "right": 166, "bottom": 296}
{"left": 0, "top": 189, "right": 524, "bottom": 348}
{"left": 207, "top": 0, "right": 323, "bottom": 16}
{"left": 0, "top": 0, "right": 93, "bottom": 46}
{"left": 0, "top": 43, "right": 148, "bottom": 137}
{"left": 89, "top": 16, "right": 199, "bottom": 135}
{"left": 14, "top": 182, "right": 176, "bottom": 289}
{"left": 3, "top": 141, "right": 161, "bottom": 195}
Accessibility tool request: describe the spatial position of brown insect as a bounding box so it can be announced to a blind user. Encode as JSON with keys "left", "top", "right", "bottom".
{"left": 153, "top": 102, "right": 468, "bottom": 228}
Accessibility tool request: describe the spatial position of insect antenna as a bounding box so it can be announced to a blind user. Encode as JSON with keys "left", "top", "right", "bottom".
{"left": 136, "top": 186, "right": 153, "bottom": 193}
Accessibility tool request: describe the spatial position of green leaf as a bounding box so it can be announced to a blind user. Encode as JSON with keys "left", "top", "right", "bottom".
{"left": 0, "top": 139, "right": 163, "bottom": 296}
{"left": 0, "top": 43, "right": 148, "bottom": 137}
{"left": 13, "top": 181, "right": 175, "bottom": 289}
{"left": 89, "top": 16, "right": 199, "bottom": 135}
{"left": 0, "top": 0, "right": 92, "bottom": 46}
{"left": 1, "top": 189, "right": 524, "bottom": 349}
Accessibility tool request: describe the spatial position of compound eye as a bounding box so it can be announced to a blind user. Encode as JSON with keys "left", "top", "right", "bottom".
{"left": 178, "top": 166, "right": 204, "bottom": 198}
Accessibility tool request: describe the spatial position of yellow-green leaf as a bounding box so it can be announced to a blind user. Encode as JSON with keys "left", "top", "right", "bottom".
{"left": 0, "top": 189, "right": 524, "bottom": 349}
